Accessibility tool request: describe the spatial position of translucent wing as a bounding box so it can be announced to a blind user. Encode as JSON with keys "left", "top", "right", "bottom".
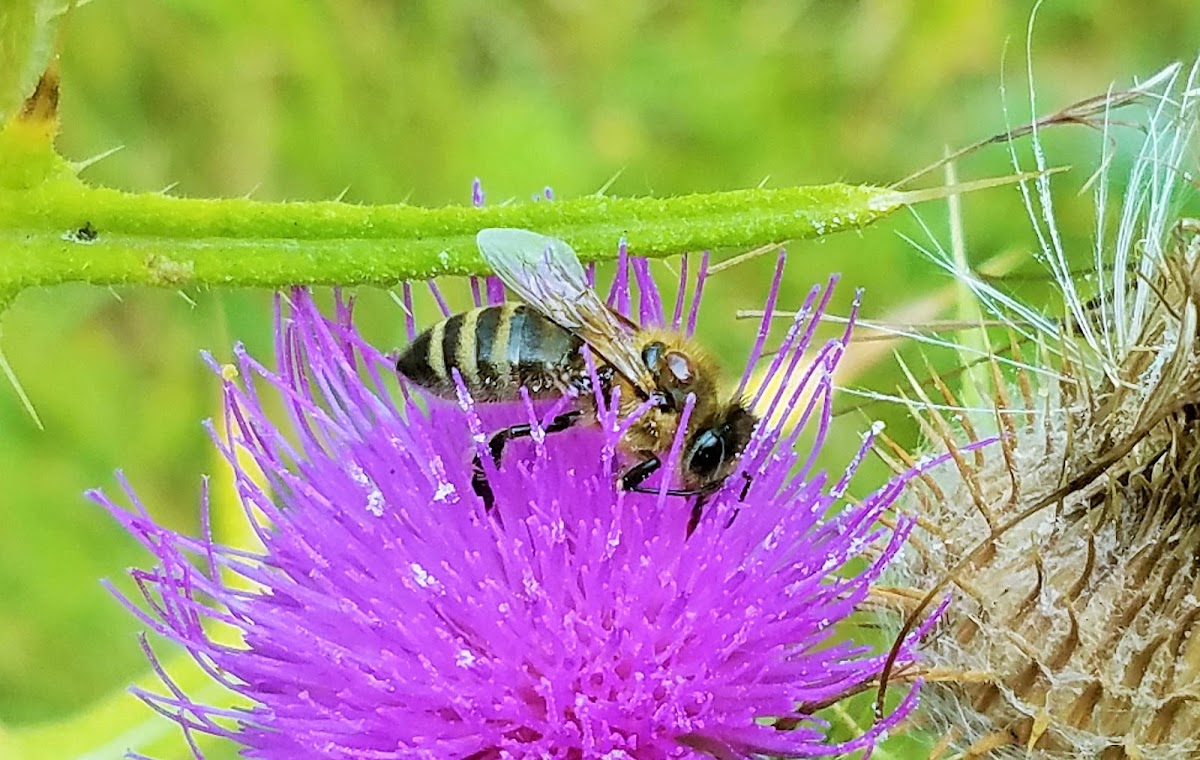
{"left": 476, "top": 228, "right": 655, "bottom": 395}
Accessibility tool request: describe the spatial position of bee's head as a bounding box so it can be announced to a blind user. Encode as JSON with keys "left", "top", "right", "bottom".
{"left": 681, "top": 402, "right": 757, "bottom": 491}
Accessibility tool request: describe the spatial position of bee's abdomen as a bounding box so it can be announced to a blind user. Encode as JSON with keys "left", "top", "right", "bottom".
{"left": 396, "top": 304, "right": 583, "bottom": 401}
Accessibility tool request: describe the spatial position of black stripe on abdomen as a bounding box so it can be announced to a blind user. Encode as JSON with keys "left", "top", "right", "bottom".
{"left": 396, "top": 324, "right": 449, "bottom": 393}
{"left": 440, "top": 312, "right": 467, "bottom": 385}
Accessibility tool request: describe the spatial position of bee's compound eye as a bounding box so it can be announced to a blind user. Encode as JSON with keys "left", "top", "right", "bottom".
{"left": 685, "top": 428, "right": 726, "bottom": 479}
{"left": 642, "top": 341, "right": 666, "bottom": 371}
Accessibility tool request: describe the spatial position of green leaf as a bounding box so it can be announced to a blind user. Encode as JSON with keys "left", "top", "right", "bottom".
{"left": 0, "top": 1, "right": 88, "bottom": 124}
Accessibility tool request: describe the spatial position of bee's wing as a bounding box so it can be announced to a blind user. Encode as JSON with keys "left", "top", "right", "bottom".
{"left": 476, "top": 228, "right": 655, "bottom": 395}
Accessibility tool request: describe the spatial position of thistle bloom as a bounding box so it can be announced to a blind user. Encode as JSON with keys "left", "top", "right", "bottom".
{"left": 95, "top": 242, "right": 938, "bottom": 758}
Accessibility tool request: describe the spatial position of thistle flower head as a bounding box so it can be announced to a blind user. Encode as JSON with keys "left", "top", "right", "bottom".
{"left": 890, "top": 60, "right": 1200, "bottom": 757}
{"left": 95, "top": 239, "right": 937, "bottom": 758}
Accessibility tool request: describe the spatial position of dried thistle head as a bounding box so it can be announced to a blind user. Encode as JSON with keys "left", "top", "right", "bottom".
{"left": 886, "top": 60, "right": 1200, "bottom": 759}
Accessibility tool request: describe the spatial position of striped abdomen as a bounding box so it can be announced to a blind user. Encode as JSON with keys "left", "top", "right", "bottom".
{"left": 396, "top": 303, "right": 585, "bottom": 402}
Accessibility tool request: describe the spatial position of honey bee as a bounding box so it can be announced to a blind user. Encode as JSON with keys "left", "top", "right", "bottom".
{"left": 396, "top": 228, "right": 756, "bottom": 534}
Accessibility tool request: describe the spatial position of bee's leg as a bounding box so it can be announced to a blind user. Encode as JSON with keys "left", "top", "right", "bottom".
{"left": 724, "top": 472, "right": 755, "bottom": 529}
{"left": 619, "top": 456, "right": 662, "bottom": 491}
{"left": 621, "top": 457, "right": 713, "bottom": 498}
{"left": 689, "top": 474, "right": 758, "bottom": 535}
{"left": 471, "top": 469, "right": 496, "bottom": 510}
{"left": 471, "top": 412, "right": 582, "bottom": 509}
{"left": 622, "top": 466, "right": 753, "bottom": 535}
{"left": 620, "top": 456, "right": 706, "bottom": 536}
{"left": 687, "top": 496, "right": 708, "bottom": 537}
{"left": 738, "top": 471, "right": 753, "bottom": 499}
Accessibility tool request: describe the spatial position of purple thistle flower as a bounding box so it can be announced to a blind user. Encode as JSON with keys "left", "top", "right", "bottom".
{"left": 93, "top": 242, "right": 940, "bottom": 759}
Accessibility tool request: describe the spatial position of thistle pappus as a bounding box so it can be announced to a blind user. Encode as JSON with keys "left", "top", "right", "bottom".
{"left": 886, "top": 58, "right": 1200, "bottom": 759}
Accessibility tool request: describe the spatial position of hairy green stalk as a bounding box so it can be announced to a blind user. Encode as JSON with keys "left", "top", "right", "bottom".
{"left": 2, "top": 62, "right": 1039, "bottom": 299}
{"left": 0, "top": 79, "right": 984, "bottom": 294}
{"left": 0, "top": 179, "right": 897, "bottom": 291}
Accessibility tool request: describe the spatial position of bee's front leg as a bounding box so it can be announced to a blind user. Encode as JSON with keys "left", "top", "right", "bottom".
{"left": 471, "top": 411, "right": 581, "bottom": 510}
{"left": 620, "top": 456, "right": 710, "bottom": 536}
{"left": 618, "top": 455, "right": 662, "bottom": 492}
{"left": 722, "top": 471, "right": 755, "bottom": 529}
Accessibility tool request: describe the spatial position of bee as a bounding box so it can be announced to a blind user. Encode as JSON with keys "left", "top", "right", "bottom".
{"left": 396, "top": 228, "right": 756, "bottom": 534}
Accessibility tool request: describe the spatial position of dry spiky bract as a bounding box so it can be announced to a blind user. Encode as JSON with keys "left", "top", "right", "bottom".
{"left": 889, "top": 61, "right": 1200, "bottom": 759}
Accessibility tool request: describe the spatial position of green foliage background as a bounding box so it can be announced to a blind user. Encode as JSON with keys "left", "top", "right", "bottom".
{"left": 1, "top": 1, "right": 1198, "bottom": 757}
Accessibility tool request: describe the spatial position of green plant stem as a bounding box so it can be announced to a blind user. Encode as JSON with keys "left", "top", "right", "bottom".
{"left": 0, "top": 179, "right": 899, "bottom": 290}
{"left": 1, "top": 96, "right": 1031, "bottom": 294}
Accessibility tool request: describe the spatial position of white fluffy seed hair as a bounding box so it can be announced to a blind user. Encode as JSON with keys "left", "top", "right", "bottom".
{"left": 885, "top": 57, "right": 1200, "bottom": 760}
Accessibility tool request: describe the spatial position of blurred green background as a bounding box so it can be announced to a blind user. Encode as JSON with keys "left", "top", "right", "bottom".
{"left": 2, "top": 0, "right": 1199, "bottom": 757}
